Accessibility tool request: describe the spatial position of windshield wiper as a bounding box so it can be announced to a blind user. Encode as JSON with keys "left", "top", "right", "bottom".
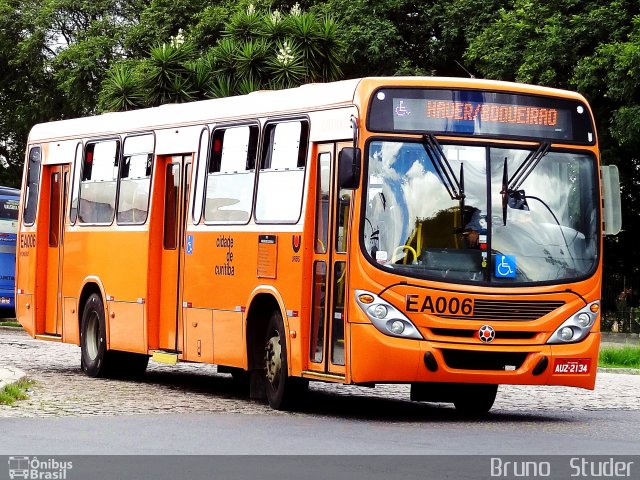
{"left": 509, "top": 142, "right": 550, "bottom": 192}
{"left": 422, "top": 134, "right": 464, "bottom": 201}
{"left": 500, "top": 142, "right": 550, "bottom": 225}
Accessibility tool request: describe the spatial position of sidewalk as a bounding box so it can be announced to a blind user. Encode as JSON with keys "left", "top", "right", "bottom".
{"left": 0, "top": 365, "right": 25, "bottom": 390}
{"left": 601, "top": 332, "right": 640, "bottom": 348}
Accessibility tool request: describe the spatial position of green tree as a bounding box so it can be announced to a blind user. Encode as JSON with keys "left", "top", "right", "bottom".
{"left": 99, "top": 4, "right": 347, "bottom": 110}
{"left": 309, "top": 0, "right": 506, "bottom": 78}
{"left": 465, "top": 0, "right": 640, "bottom": 276}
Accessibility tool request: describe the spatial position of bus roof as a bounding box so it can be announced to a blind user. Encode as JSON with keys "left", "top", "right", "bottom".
{"left": 27, "top": 76, "right": 589, "bottom": 143}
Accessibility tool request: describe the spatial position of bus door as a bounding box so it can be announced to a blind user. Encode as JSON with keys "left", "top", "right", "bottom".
{"left": 308, "top": 142, "right": 352, "bottom": 376}
{"left": 158, "top": 155, "right": 192, "bottom": 352}
{"left": 45, "top": 164, "right": 69, "bottom": 335}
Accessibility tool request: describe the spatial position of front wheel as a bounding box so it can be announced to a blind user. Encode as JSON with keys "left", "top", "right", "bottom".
{"left": 264, "top": 310, "right": 307, "bottom": 410}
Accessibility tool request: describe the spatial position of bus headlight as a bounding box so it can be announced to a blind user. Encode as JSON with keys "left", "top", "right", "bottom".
{"left": 388, "top": 320, "right": 405, "bottom": 335}
{"left": 356, "top": 290, "right": 423, "bottom": 340}
{"left": 559, "top": 326, "right": 574, "bottom": 341}
{"left": 547, "top": 301, "right": 599, "bottom": 344}
{"left": 576, "top": 313, "right": 591, "bottom": 327}
{"left": 371, "top": 304, "right": 388, "bottom": 319}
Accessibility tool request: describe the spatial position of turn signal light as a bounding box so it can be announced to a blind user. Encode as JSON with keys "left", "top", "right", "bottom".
{"left": 358, "top": 294, "right": 375, "bottom": 304}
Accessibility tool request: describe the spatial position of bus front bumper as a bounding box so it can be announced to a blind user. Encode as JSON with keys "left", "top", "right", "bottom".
{"left": 349, "top": 323, "right": 600, "bottom": 390}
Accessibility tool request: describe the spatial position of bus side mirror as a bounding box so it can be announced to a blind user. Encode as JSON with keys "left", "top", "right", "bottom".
{"left": 601, "top": 165, "right": 622, "bottom": 235}
{"left": 338, "top": 147, "right": 361, "bottom": 189}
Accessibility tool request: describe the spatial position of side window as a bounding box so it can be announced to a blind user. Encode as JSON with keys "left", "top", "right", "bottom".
{"left": 117, "top": 134, "right": 154, "bottom": 224}
{"left": 78, "top": 139, "right": 120, "bottom": 224}
{"left": 315, "top": 152, "right": 331, "bottom": 253}
{"left": 23, "top": 146, "right": 42, "bottom": 225}
{"left": 192, "top": 128, "right": 209, "bottom": 224}
{"left": 204, "top": 124, "right": 258, "bottom": 223}
{"left": 255, "top": 120, "right": 308, "bottom": 223}
{"left": 69, "top": 143, "right": 83, "bottom": 224}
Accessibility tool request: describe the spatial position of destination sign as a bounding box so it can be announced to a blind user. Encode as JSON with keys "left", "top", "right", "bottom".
{"left": 368, "top": 88, "right": 595, "bottom": 144}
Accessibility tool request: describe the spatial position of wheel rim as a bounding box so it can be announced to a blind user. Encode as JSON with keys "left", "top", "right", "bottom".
{"left": 86, "top": 311, "right": 100, "bottom": 361}
{"left": 265, "top": 331, "right": 282, "bottom": 387}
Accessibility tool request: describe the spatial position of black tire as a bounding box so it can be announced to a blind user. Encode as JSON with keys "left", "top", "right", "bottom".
{"left": 453, "top": 384, "right": 498, "bottom": 416}
{"left": 263, "top": 310, "right": 307, "bottom": 410}
{"left": 80, "top": 293, "right": 110, "bottom": 377}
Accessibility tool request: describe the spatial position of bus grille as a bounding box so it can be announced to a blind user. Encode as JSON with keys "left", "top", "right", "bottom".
{"left": 440, "top": 299, "right": 565, "bottom": 321}
{"left": 430, "top": 328, "right": 537, "bottom": 340}
{"left": 441, "top": 349, "right": 529, "bottom": 371}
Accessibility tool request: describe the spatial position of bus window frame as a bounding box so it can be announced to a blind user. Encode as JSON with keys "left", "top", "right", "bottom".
{"left": 77, "top": 136, "right": 122, "bottom": 227}
{"left": 191, "top": 126, "right": 210, "bottom": 225}
{"left": 203, "top": 120, "right": 260, "bottom": 226}
{"left": 116, "top": 132, "right": 156, "bottom": 226}
{"left": 69, "top": 142, "right": 84, "bottom": 225}
{"left": 254, "top": 116, "right": 310, "bottom": 225}
{"left": 357, "top": 135, "right": 601, "bottom": 288}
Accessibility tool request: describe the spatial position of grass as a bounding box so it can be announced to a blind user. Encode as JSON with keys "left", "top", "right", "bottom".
{"left": 0, "top": 320, "right": 21, "bottom": 328}
{"left": 0, "top": 378, "right": 35, "bottom": 405}
{"left": 599, "top": 346, "right": 640, "bottom": 369}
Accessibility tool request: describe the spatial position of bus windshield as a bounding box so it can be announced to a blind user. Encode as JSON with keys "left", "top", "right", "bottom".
{"left": 362, "top": 140, "right": 598, "bottom": 285}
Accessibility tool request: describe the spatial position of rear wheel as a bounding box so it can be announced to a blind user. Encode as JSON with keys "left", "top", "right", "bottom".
{"left": 80, "top": 293, "right": 111, "bottom": 377}
{"left": 264, "top": 310, "right": 307, "bottom": 410}
{"left": 453, "top": 384, "right": 498, "bottom": 416}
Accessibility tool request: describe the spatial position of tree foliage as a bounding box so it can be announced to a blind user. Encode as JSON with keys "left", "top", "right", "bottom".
{"left": 1, "top": 0, "right": 640, "bottom": 280}
{"left": 464, "top": 0, "right": 640, "bottom": 274}
{"left": 98, "top": 4, "right": 347, "bottom": 110}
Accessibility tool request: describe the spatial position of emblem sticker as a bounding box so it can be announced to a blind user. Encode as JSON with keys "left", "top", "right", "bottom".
{"left": 478, "top": 325, "right": 496, "bottom": 343}
{"left": 495, "top": 254, "right": 516, "bottom": 278}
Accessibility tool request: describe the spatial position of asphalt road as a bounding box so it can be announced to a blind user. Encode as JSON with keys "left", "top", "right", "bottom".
{"left": 1, "top": 408, "right": 640, "bottom": 455}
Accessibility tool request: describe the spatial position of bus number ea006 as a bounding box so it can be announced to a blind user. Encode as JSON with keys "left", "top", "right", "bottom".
{"left": 405, "top": 294, "right": 473, "bottom": 315}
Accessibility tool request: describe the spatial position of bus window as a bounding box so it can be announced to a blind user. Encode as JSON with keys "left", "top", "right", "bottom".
{"left": 117, "top": 153, "right": 152, "bottom": 224}
{"left": 204, "top": 124, "right": 258, "bottom": 224}
{"left": 336, "top": 189, "right": 352, "bottom": 253}
{"left": 23, "top": 147, "right": 42, "bottom": 225}
{"left": 117, "top": 134, "right": 154, "bottom": 225}
{"left": 315, "top": 152, "right": 331, "bottom": 253}
{"left": 255, "top": 120, "right": 308, "bottom": 223}
{"left": 164, "top": 163, "right": 180, "bottom": 249}
{"left": 78, "top": 140, "right": 120, "bottom": 224}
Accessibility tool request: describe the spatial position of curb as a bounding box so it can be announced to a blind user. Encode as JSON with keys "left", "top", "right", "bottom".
{"left": 0, "top": 326, "right": 23, "bottom": 331}
{"left": 0, "top": 366, "right": 27, "bottom": 391}
{"left": 598, "top": 367, "right": 640, "bottom": 375}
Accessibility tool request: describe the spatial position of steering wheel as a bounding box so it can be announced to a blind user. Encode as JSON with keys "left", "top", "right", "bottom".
{"left": 390, "top": 245, "right": 418, "bottom": 264}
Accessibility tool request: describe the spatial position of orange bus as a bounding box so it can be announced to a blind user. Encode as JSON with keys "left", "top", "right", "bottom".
{"left": 16, "top": 77, "right": 622, "bottom": 414}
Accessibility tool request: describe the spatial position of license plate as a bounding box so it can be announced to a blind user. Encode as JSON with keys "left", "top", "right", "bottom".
{"left": 553, "top": 358, "right": 591, "bottom": 374}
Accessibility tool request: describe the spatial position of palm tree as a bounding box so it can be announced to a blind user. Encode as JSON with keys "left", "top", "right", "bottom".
{"left": 98, "top": 63, "right": 145, "bottom": 112}
{"left": 145, "top": 42, "right": 197, "bottom": 105}
{"left": 99, "top": 4, "right": 347, "bottom": 111}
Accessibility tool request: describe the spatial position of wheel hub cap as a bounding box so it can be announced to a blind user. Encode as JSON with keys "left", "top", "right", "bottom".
{"left": 265, "top": 335, "right": 282, "bottom": 385}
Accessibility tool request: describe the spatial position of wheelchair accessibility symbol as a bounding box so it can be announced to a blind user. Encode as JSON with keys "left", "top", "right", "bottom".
{"left": 495, "top": 255, "right": 516, "bottom": 278}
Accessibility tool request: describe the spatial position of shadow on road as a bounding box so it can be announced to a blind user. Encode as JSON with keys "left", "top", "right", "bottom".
{"left": 129, "top": 366, "right": 568, "bottom": 424}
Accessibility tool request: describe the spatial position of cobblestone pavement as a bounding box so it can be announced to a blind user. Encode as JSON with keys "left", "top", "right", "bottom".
{"left": 1, "top": 328, "right": 639, "bottom": 418}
